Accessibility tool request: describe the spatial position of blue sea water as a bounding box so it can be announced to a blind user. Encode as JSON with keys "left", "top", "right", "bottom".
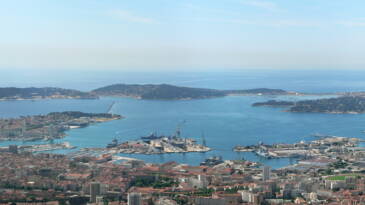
{"left": 1, "top": 69, "right": 365, "bottom": 168}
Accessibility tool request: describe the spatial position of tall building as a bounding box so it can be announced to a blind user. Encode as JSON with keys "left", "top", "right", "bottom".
{"left": 262, "top": 166, "right": 271, "bottom": 181}
{"left": 90, "top": 182, "right": 101, "bottom": 203}
{"left": 128, "top": 192, "right": 142, "bottom": 205}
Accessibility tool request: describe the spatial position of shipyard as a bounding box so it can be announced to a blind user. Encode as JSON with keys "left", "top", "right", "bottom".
{"left": 101, "top": 122, "right": 211, "bottom": 155}
{"left": 107, "top": 134, "right": 211, "bottom": 154}
{"left": 234, "top": 136, "right": 362, "bottom": 159}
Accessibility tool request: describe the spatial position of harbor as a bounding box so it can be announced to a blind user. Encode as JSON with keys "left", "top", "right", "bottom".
{"left": 234, "top": 136, "right": 361, "bottom": 160}
{"left": 102, "top": 122, "right": 211, "bottom": 154}
{"left": 3, "top": 94, "right": 365, "bottom": 168}
{"left": 54, "top": 125, "right": 212, "bottom": 166}
{"left": 0, "top": 142, "right": 76, "bottom": 153}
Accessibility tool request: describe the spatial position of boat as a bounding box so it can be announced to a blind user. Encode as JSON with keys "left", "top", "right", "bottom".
{"left": 106, "top": 138, "right": 118, "bottom": 148}
{"left": 200, "top": 156, "right": 223, "bottom": 166}
{"left": 141, "top": 132, "right": 163, "bottom": 141}
{"left": 311, "top": 133, "right": 335, "bottom": 138}
{"left": 141, "top": 121, "right": 187, "bottom": 141}
{"left": 254, "top": 148, "right": 272, "bottom": 159}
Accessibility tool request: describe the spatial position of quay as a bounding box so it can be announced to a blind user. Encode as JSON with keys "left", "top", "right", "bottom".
{"left": 104, "top": 126, "right": 211, "bottom": 155}
{"left": 234, "top": 136, "right": 361, "bottom": 159}
{"left": 0, "top": 142, "right": 76, "bottom": 153}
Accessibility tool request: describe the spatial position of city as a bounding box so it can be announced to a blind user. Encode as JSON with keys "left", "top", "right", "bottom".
{"left": 2, "top": 133, "right": 365, "bottom": 204}
{"left": 1, "top": 0, "right": 365, "bottom": 204}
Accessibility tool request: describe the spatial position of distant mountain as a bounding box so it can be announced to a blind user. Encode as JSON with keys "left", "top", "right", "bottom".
{"left": 253, "top": 96, "right": 365, "bottom": 114}
{"left": 92, "top": 84, "right": 291, "bottom": 100}
{"left": 0, "top": 87, "right": 97, "bottom": 100}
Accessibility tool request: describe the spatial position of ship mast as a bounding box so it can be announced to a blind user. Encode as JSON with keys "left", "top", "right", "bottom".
{"left": 175, "top": 120, "right": 186, "bottom": 138}
{"left": 107, "top": 101, "right": 116, "bottom": 114}
{"left": 201, "top": 131, "right": 206, "bottom": 147}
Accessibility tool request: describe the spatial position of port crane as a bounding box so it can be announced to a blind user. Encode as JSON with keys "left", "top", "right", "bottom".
{"left": 201, "top": 130, "right": 206, "bottom": 147}
{"left": 174, "top": 120, "right": 186, "bottom": 138}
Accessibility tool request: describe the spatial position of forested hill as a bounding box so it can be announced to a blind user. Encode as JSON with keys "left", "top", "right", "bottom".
{"left": 0, "top": 87, "right": 97, "bottom": 100}
{"left": 0, "top": 84, "right": 292, "bottom": 101}
{"left": 92, "top": 84, "right": 291, "bottom": 100}
{"left": 253, "top": 96, "right": 365, "bottom": 114}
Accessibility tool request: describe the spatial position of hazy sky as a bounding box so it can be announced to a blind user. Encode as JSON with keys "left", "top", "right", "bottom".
{"left": 1, "top": 0, "right": 365, "bottom": 71}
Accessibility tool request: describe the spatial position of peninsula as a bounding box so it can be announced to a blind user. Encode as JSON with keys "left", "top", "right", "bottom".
{"left": 0, "top": 111, "right": 122, "bottom": 141}
{"left": 253, "top": 96, "right": 365, "bottom": 114}
{"left": 0, "top": 84, "right": 295, "bottom": 101}
{"left": 0, "top": 87, "right": 97, "bottom": 100}
{"left": 103, "top": 131, "right": 211, "bottom": 154}
{"left": 252, "top": 100, "right": 295, "bottom": 107}
{"left": 5, "top": 84, "right": 365, "bottom": 102}
{"left": 92, "top": 83, "right": 292, "bottom": 100}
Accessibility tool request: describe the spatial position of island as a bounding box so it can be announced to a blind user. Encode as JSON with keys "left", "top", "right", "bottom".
{"left": 253, "top": 96, "right": 365, "bottom": 114}
{"left": 0, "top": 87, "right": 98, "bottom": 100}
{"left": 0, "top": 111, "right": 122, "bottom": 141}
{"left": 91, "top": 83, "right": 292, "bottom": 100}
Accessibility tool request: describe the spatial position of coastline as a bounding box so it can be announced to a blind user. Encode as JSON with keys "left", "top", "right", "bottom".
{"left": 0, "top": 113, "right": 122, "bottom": 142}
{"left": 0, "top": 96, "right": 99, "bottom": 101}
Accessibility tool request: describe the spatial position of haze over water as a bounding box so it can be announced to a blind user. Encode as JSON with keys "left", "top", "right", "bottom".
{"left": 3, "top": 69, "right": 365, "bottom": 93}
{"left": 2, "top": 69, "right": 365, "bottom": 168}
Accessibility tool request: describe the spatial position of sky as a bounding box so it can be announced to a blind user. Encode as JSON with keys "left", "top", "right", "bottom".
{"left": 0, "top": 0, "right": 365, "bottom": 71}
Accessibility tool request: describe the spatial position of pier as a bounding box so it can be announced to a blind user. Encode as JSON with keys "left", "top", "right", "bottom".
{"left": 234, "top": 136, "right": 361, "bottom": 159}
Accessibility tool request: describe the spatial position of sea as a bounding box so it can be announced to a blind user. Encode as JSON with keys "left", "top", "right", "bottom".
{"left": 2, "top": 69, "right": 365, "bottom": 169}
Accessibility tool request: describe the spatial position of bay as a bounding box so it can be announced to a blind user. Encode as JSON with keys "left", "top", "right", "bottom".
{"left": 1, "top": 69, "right": 365, "bottom": 168}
